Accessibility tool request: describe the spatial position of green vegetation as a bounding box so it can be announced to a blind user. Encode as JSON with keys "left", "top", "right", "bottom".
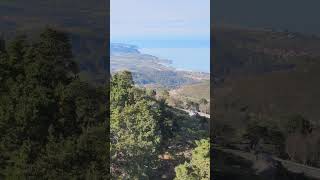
{"left": 110, "top": 71, "right": 161, "bottom": 179}
{"left": 110, "top": 71, "right": 209, "bottom": 179}
{"left": 0, "top": 28, "right": 210, "bottom": 179}
{"left": 0, "top": 1, "right": 212, "bottom": 178}
{"left": 175, "top": 139, "right": 210, "bottom": 180}
{"left": 0, "top": 0, "right": 107, "bottom": 84}
{"left": 0, "top": 29, "right": 108, "bottom": 179}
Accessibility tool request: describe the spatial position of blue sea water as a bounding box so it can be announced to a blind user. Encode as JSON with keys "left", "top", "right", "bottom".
{"left": 140, "top": 47, "right": 210, "bottom": 73}
{"left": 112, "top": 39, "right": 210, "bottom": 73}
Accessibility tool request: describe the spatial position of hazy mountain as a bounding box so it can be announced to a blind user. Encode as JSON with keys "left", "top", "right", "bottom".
{"left": 111, "top": 43, "right": 140, "bottom": 55}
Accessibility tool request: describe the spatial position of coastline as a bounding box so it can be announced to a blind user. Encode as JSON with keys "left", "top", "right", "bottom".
{"left": 139, "top": 47, "right": 210, "bottom": 73}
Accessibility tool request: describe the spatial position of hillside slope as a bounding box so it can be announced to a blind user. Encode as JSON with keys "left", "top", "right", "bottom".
{"left": 212, "top": 25, "right": 320, "bottom": 179}
{"left": 213, "top": 26, "right": 320, "bottom": 80}
{"left": 170, "top": 81, "right": 210, "bottom": 102}
{"left": 213, "top": 26, "right": 320, "bottom": 123}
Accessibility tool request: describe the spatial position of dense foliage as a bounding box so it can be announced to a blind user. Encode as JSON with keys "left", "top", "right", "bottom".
{"left": 175, "top": 139, "right": 210, "bottom": 180}
{"left": 110, "top": 71, "right": 162, "bottom": 179}
{"left": 0, "top": 28, "right": 210, "bottom": 179}
{"left": 0, "top": 29, "right": 108, "bottom": 179}
{"left": 110, "top": 71, "right": 209, "bottom": 179}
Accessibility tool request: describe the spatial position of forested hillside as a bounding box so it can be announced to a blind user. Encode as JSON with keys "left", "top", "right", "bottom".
{"left": 0, "top": 28, "right": 209, "bottom": 179}
{"left": 0, "top": 0, "right": 107, "bottom": 84}
{"left": 213, "top": 26, "right": 320, "bottom": 126}
{"left": 0, "top": 29, "right": 108, "bottom": 179}
{"left": 213, "top": 26, "right": 320, "bottom": 179}
{"left": 110, "top": 71, "right": 209, "bottom": 179}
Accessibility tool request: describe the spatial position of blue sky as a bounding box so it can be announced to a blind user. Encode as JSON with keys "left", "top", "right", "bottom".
{"left": 111, "top": 0, "right": 210, "bottom": 43}
{"left": 111, "top": 0, "right": 210, "bottom": 72}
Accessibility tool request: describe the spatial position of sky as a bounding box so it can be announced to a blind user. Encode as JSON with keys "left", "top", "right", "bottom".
{"left": 111, "top": 0, "right": 210, "bottom": 42}
{"left": 110, "top": 0, "right": 210, "bottom": 72}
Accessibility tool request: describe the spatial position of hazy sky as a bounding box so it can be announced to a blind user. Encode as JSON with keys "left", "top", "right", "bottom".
{"left": 111, "top": 0, "right": 210, "bottom": 41}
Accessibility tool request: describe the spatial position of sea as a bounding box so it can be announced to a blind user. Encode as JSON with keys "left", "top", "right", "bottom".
{"left": 113, "top": 39, "right": 210, "bottom": 73}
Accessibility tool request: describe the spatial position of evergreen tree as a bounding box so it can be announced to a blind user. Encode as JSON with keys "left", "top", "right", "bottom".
{"left": 0, "top": 28, "right": 108, "bottom": 179}
{"left": 110, "top": 71, "right": 135, "bottom": 108}
{"left": 175, "top": 139, "right": 210, "bottom": 180}
{"left": 110, "top": 71, "right": 161, "bottom": 179}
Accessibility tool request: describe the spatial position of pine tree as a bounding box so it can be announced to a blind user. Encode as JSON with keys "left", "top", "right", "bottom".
{"left": 0, "top": 28, "right": 108, "bottom": 179}
{"left": 110, "top": 71, "right": 161, "bottom": 179}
